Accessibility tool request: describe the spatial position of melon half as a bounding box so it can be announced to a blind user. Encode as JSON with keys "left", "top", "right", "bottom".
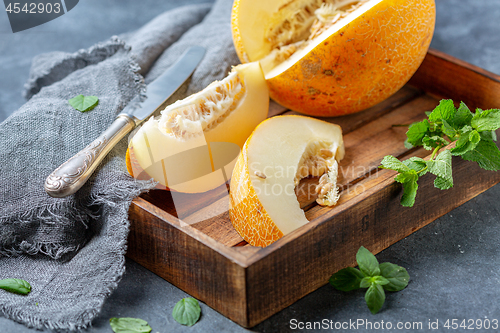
{"left": 126, "top": 62, "right": 269, "bottom": 193}
{"left": 232, "top": 0, "right": 436, "bottom": 116}
{"left": 229, "top": 116, "right": 344, "bottom": 247}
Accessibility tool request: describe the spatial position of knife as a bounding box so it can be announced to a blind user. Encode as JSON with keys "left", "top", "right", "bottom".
{"left": 44, "top": 46, "right": 206, "bottom": 198}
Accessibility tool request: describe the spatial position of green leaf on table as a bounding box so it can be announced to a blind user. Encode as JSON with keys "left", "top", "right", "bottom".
{"left": 329, "top": 267, "right": 365, "bottom": 292}
{"left": 471, "top": 108, "right": 500, "bottom": 132}
{"left": 360, "top": 276, "right": 390, "bottom": 289}
{"left": 329, "top": 246, "right": 410, "bottom": 315}
{"left": 0, "top": 279, "right": 31, "bottom": 295}
{"left": 371, "top": 276, "right": 390, "bottom": 286}
{"left": 365, "top": 284, "right": 386, "bottom": 314}
{"left": 356, "top": 246, "right": 380, "bottom": 277}
{"left": 441, "top": 119, "right": 457, "bottom": 139}
{"left": 480, "top": 130, "right": 497, "bottom": 142}
{"left": 451, "top": 129, "right": 478, "bottom": 156}
{"left": 402, "top": 157, "right": 427, "bottom": 175}
{"left": 469, "top": 130, "right": 481, "bottom": 144}
{"left": 400, "top": 172, "right": 419, "bottom": 207}
{"left": 427, "top": 150, "right": 452, "bottom": 181}
{"left": 379, "top": 263, "right": 410, "bottom": 292}
{"left": 380, "top": 155, "right": 409, "bottom": 173}
{"left": 406, "top": 119, "right": 430, "bottom": 147}
{"left": 422, "top": 135, "right": 449, "bottom": 150}
{"left": 462, "top": 139, "right": 500, "bottom": 171}
{"left": 428, "top": 99, "right": 455, "bottom": 122}
{"left": 109, "top": 317, "right": 152, "bottom": 333}
{"left": 450, "top": 101, "right": 473, "bottom": 128}
{"left": 68, "top": 94, "right": 99, "bottom": 112}
{"left": 360, "top": 276, "right": 372, "bottom": 289}
{"left": 434, "top": 176, "right": 453, "bottom": 190}
{"left": 173, "top": 297, "right": 201, "bottom": 327}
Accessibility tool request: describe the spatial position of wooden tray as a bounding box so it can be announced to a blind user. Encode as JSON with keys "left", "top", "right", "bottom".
{"left": 126, "top": 49, "right": 500, "bottom": 327}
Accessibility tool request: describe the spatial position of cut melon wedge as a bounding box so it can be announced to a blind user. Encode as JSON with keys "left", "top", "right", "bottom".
{"left": 229, "top": 116, "right": 344, "bottom": 247}
{"left": 231, "top": 0, "right": 436, "bottom": 116}
{"left": 126, "top": 62, "right": 269, "bottom": 193}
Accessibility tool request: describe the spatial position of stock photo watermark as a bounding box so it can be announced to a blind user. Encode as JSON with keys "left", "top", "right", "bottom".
{"left": 3, "top": 0, "right": 79, "bottom": 32}
{"left": 289, "top": 318, "right": 499, "bottom": 331}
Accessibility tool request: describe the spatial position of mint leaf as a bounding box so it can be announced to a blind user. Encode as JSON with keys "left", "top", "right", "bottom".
{"left": 480, "top": 130, "right": 497, "bottom": 141}
{"left": 395, "top": 170, "right": 417, "bottom": 184}
{"left": 427, "top": 150, "right": 452, "bottom": 182}
{"left": 0, "top": 279, "right": 31, "bottom": 295}
{"left": 360, "top": 276, "right": 389, "bottom": 288}
{"left": 360, "top": 276, "right": 371, "bottom": 289}
{"left": 451, "top": 130, "right": 478, "bottom": 156}
{"left": 372, "top": 276, "right": 390, "bottom": 286}
{"left": 462, "top": 139, "right": 500, "bottom": 171}
{"left": 422, "top": 136, "right": 449, "bottom": 150}
{"left": 329, "top": 267, "right": 365, "bottom": 292}
{"left": 441, "top": 119, "right": 457, "bottom": 139}
{"left": 434, "top": 176, "right": 453, "bottom": 190}
{"left": 380, "top": 155, "right": 409, "bottom": 173}
{"left": 469, "top": 130, "right": 481, "bottom": 144}
{"left": 379, "top": 263, "right": 410, "bottom": 292}
{"left": 471, "top": 108, "right": 500, "bottom": 132}
{"left": 404, "top": 138, "right": 414, "bottom": 149}
{"left": 173, "top": 298, "right": 201, "bottom": 327}
{"left": 356, "top": 246, "right": 380, "bottom": 277}
{"left": 406, "top": 120, "right": 429, "bottom": 146}
{"left": 428, "top": 99, "right": 455, "bottom": 122}
{"left": 365, "top": 284, "right": 385, "bottom": 314}
{"left": 68, "top": 95, "right": 99, "bottom": 112}
{"left": 109, "top": 318, "right": 152, "bottom": 333}
{"left": 402, "top": 157, "right": 427, "bottom": 175}
{"left": 400, "top": 172, "right": 419, "bottom": 207}
{"left": 450, "top": 102, "right": 473, "bottom": 128}
{"left": 329, "top": 247, "right": 409, "bottom": 315}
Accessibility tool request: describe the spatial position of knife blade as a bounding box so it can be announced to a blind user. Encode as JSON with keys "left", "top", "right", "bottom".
{"left": 121, "top": 46, "right": 206, "bottom": 122}
{"left": 44, "top": 46, "right": 206, "bottom": 198}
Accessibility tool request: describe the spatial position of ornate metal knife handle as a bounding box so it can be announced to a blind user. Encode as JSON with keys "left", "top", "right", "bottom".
{"left": 44, "top": 114, "right": 136, "bottom": 198}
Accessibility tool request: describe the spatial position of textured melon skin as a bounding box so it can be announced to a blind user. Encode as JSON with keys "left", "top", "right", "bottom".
{"left": 232, "top": 0, "right": 436, "bottom": 117}
{"left": 229, "top": 135, "right": 283, "bottom": 247}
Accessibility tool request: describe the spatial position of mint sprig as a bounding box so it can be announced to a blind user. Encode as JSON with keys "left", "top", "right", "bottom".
{"left": 381, "top": 100, "right": 500, "bottom": 207}
{"left": 329, "top": 246, "right": 409, "bottom": 314}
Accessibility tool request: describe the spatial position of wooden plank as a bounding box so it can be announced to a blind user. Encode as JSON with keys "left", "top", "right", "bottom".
{"left": 409, "top": 49, "right": 500, "bottom": 109}
{"left": 139, "top": 182, "right": 229, "bottom": 219}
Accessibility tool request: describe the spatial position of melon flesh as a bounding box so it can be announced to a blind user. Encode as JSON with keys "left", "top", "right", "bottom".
{"left": 128, "top": 62, "right": 269, "bottom": 193}
{"left": 230, "top": 116, "right": 344, "bottom": 244}
{"left": 236, "top": 0, "right": 374, "bottom": 78}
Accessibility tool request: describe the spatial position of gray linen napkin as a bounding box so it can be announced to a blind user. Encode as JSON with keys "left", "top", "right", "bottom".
{"left": 0, "top": 0, "right": 239, "bottom": 330}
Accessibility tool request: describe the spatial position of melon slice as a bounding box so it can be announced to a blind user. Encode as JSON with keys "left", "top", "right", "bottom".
{"left": 126, "top": 62, "right": 269, "bottom": 193}
{"left": 229, "top": 116, "right": 344, "bottom": 247}
{"left": 231, "top": 0, "right": 436, "bottom": 116}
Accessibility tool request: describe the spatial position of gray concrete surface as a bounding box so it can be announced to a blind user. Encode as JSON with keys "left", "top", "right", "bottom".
{"left": 1, "top": 0, "right": 500, "bottom": 332}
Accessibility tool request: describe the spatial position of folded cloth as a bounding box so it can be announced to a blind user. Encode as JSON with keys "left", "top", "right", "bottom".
{"left": 0, "top": 0, "right": 239, "bottom": 330}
